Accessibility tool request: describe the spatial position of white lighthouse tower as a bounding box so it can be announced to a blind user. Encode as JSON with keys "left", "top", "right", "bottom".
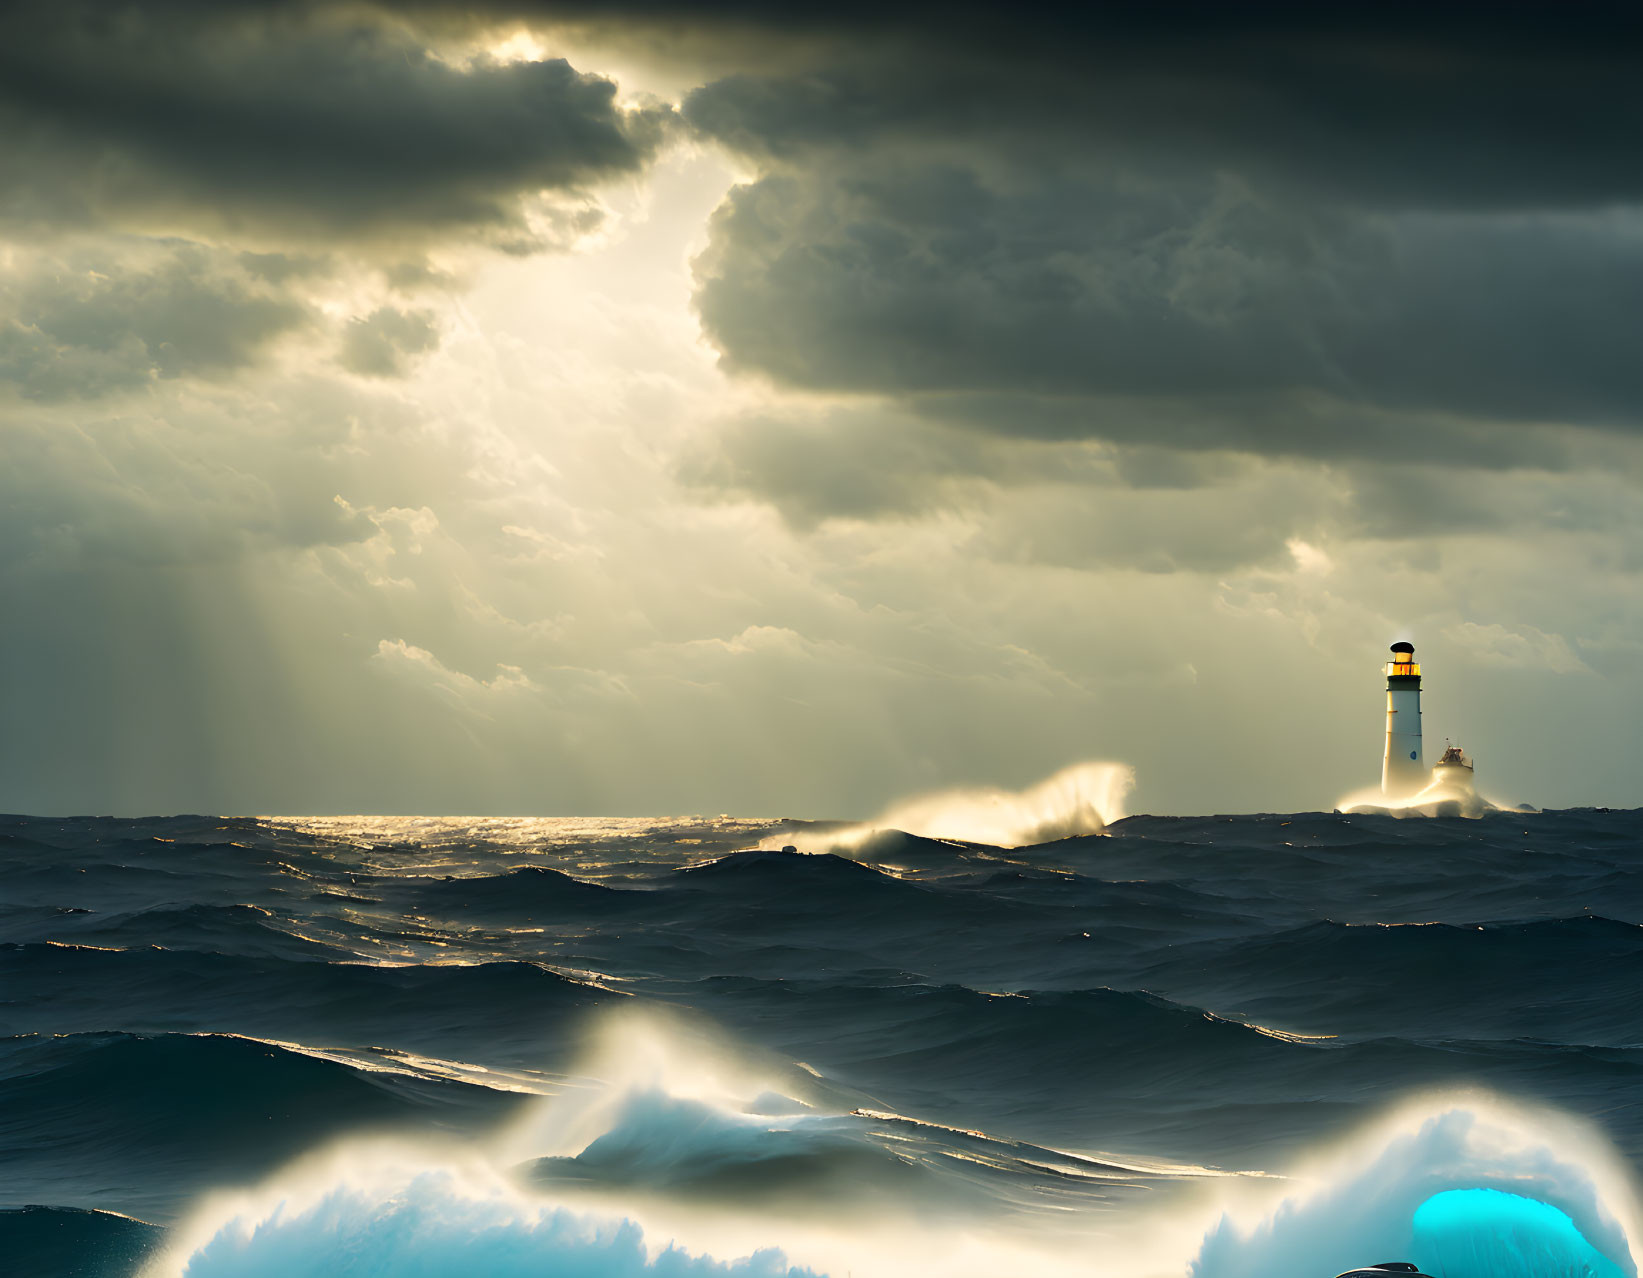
{"left": 1382, "top": 641, "right": 1425, "bottom": 798}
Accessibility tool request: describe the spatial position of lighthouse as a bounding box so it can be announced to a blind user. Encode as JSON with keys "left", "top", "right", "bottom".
{"left": 1382, "top": 642, "right": 1425, "bottom": 798}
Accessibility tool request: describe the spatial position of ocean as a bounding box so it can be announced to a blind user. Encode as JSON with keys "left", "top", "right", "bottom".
{"left": 3, "top": 806, "right": 1641, "bottom": 1278}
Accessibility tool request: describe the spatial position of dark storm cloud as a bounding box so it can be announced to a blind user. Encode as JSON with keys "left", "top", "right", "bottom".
{"left": 654, "top": 1, "right": 1643, "bottom": 471}
{"left": 681, "top": 28, "right": 1643, "bottom": 211}
{"left": 96, "top": 1, "right": 1639, "bottom": 208}
{"left": 0, "top": 4, "right": 672, "bottom": 245}
{"left": 693, "top": 164, "right": 1643, "bottom": 448}
{"left": 166, "top": 0, "right": 1633, "bottom": 484}
{"left": 5, "top": 0, "right": 1639, "bottom": 477}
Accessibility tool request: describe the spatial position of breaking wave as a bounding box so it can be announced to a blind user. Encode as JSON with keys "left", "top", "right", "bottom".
{"left": 782, "top": 761, "right": 1134, "bottom": 851}
{"left": 1192, "top": 1097, "right": 1639, "bottom": 1278}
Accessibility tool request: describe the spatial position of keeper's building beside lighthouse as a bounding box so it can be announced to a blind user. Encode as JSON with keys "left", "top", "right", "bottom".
{"left": 1382, "top": 642, "right": 1425, "bottom": 798}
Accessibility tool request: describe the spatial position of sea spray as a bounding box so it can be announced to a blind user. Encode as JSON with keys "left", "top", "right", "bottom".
{"left": 778, "top": 761, "right": 1134, "bottom": 851}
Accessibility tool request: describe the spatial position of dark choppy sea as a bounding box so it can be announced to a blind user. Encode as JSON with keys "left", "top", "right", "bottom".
{"left": 3, "top": 808, "right": 1642, "bottom": 1278}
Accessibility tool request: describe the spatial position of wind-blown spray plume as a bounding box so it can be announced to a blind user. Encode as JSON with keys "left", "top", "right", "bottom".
{"left": 788, "top": 761, "right": 1134, "bottom": 851}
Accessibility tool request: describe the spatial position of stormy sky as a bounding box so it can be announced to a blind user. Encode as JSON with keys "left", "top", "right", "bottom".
{"left": 2, "top": 1, "right": 1639, "bottom": 817}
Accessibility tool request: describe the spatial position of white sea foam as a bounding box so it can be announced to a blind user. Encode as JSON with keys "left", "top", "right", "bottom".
{"left": 166, "top": 1166, "right": 808, "bottom": 1278}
